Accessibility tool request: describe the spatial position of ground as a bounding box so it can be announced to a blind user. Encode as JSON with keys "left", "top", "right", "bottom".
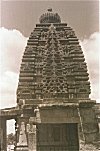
{"left": 80, "top": 140, "right": 100, "bottom": 151}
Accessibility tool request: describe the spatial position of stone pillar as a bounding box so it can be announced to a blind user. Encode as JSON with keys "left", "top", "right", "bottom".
{"left": 26, "top": 107, "right": 41, "bottom": 151}
{"left": 0, "top": 118, "right": 7, "bottom": 151}
{"left": 15, "top": 118, "right": 19, "bottom": 146}
{"left": 27, "top": 121, "right": 37, "bottom": 151}
{"left": 15, "top": 115, "right": 28, "bottom": 151}
{"left": 79, "top": 101, "right": 99, "bottom": 143}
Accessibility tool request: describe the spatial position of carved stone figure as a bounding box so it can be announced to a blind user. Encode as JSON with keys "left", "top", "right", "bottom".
{"left": 17, "top": 122, "right": 27, "bottom": 146}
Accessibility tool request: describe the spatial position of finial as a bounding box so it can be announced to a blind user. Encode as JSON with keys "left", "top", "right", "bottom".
{"left": 47, "top": 8, "right": 52, "bottom": 12}
{"left": 39, "top": 9, "right": 61, "bottom": 23}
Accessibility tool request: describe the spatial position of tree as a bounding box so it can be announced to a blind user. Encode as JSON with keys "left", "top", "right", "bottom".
{"left": 7, "top": 133, "right": 15, "bottom": 145}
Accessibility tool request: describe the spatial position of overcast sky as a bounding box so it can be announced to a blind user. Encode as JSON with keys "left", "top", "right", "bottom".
{"left": 0, "top": 0, "right": 100, "bottom": 133}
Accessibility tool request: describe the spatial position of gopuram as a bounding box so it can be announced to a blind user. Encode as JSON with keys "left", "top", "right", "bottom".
{"left": 0, "top": 9, "right": 99, "bottom": 151}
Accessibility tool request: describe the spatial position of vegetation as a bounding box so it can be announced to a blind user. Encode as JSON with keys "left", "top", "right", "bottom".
{"left": 7, "top": 133, "right": 15, "bottom": 145}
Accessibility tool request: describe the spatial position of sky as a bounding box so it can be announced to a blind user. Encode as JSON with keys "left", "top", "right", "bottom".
{"left": 0, "top": 0, "right": 100, "bottom": 133}
{"left": 1, "top": 0, "right": 99, "bottom": 39}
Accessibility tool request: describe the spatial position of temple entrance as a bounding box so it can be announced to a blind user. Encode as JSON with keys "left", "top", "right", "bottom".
{"left": 37, "top": 123, "right": 79, "bottom": 151}
{"left": 0, "top": 109, "right": 17, "bottom": 151}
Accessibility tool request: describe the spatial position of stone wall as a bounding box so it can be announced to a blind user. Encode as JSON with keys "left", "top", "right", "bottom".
{"left": 79, "top": 101, "right": 99, "bottom": 143}
{"left": 0, "top": 118, "right": 7, "bottom": 151}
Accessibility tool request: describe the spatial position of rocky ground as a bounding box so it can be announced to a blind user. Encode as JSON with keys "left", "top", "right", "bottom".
{"left": 7, "top": 141, "right": 100, "bottom": 151}
{"left": 80, "top": 140, "right": 100, "bottom": 151}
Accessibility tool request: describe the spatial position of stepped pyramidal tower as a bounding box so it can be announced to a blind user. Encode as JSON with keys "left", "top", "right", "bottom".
{"left": 0, "top": 9, "right": 99, "bottom": 151}
{"left": 17, "top": 9, "right": 91, "bottom": 102}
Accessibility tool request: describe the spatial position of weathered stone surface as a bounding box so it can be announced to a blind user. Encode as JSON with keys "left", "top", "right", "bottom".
{"left": 39, "top": 105, "right": 80, "bottom": 123}
{"left": 17, "top": 10, "right": 90, "bottom": 103}
{"left": 27, "top": 121, "right": 36, "bottom": 151}
{"left": 79, "top": 101, "right": 99, "bottom": 143}
{"left": 0, "top": 119, "right": 7, "bottom": 151}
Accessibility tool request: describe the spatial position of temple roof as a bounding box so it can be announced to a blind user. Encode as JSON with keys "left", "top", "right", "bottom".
{"left": 0, "top": 107, "right": 21, "bottom": 119}
{"left": 17, "top": 10, "right": 91, "bottom": 105}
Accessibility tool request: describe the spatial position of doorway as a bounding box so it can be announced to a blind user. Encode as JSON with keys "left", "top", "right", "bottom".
{"left": 37, "top": 123, "right": 79, "bottom": 151}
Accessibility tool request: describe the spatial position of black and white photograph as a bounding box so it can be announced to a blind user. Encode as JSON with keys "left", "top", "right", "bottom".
{"left": 0, "top": 0, "right": 100, "bottom": 150}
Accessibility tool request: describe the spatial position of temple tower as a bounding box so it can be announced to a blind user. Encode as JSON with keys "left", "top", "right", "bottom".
{"left": 15, "top": 9, "right": 99, "bottom": 151}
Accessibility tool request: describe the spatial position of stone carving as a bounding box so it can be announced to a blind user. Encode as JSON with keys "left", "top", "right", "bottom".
{"left": 65, "top": 30, "right": 75, "bottom": 38}
{"left": 34, "top": 107, "right": 41, "bottom": 123}
{"left": 17, "top": 11, "right": 91, "bottom": 101}
{"left": 69, "top": 45, "right": 81, "bottom": 54}
{"left": 27, "top": 120, "right": 36, "bottom": 151}
{"left": 17, "top": 122, "right": 27, "bottom": 146}
{"left": 42, "top": 25, "right": 69, "bottom": 97}
{"left": 57, "top": 30, "right": 67, "bottom": 39}
{"left": 21, "top": 62, "right": 33, "bottom": 71}
{"left": 27, "top": 123, "right": 36, "bottom": 134}
{"left": 40, "top": 31, "right": 48, "bottom": 40}
{"left": 26, "top": 46, "right": 34, "bottom": 52}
